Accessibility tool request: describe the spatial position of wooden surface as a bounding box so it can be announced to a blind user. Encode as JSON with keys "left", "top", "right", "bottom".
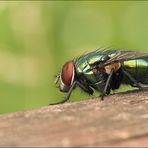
{"left": 1, "top": 90, "right": 148, "bottom": 147}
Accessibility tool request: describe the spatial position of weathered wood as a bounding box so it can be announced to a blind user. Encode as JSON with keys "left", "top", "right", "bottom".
{"left": 0, "top": 90, "right": 148, "bottom": 147}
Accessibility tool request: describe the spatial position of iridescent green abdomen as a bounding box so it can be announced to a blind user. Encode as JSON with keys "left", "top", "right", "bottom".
{"left": 123, "top": 58, "right": 148, "bottom": 84}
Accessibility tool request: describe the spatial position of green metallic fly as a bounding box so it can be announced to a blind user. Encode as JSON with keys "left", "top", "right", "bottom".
{"left": 50, "top": 48, "right": 148, "bottom": 105}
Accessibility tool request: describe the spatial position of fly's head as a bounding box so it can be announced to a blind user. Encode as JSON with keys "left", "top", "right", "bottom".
{"left": 55, "top": 61, "right": 75, "bottom": 92}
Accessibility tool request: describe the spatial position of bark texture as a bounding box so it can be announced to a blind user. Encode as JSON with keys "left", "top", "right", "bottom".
{"left": 0, "top": 90, "right": 148, "bottom": 147}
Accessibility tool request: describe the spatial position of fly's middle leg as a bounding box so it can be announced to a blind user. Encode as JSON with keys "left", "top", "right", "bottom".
{"left": 100, "top": 69, "right": 114, "bottom": 101}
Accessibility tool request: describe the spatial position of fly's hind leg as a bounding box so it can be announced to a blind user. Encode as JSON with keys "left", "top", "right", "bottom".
{"left": 122, "top": 68, "right": 144, "bottom": 90}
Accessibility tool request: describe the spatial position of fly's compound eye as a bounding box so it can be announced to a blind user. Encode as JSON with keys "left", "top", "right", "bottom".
{"left": 61, "top": 61, "right": 75, "bottom": 86}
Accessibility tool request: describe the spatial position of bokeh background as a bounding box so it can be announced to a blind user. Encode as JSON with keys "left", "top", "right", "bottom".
{"left": 1, "top": 1, "right": 148, "bottom": 114}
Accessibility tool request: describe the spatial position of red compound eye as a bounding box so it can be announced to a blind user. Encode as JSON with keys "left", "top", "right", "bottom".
{"left": 61, "top": 61, "right": 74, "bottom": 86}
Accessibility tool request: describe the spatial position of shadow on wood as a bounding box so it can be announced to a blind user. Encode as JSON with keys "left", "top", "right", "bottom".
{"left": 0, "top": 90, "right": 148, "bottom": 146}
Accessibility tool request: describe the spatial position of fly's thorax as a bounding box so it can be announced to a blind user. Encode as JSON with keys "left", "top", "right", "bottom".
{"left": 75, "top": 54, "right": 110, "bottom": 85}
{"left": 75, "top": 51, "right": 109, "bottom": 74}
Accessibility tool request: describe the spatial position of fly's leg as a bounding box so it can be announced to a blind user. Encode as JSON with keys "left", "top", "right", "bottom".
{"left": 76, "top": 81, "right": 94, "bottom": 95}
{"left": 77, "top": 73, "right": 94, "bottom": 95}
{"left": 49, "top": 81, "right": 77, "bottom": 105}
{"left": 101, "top": 69, "right": 114, "bottom": 101}
{"left": 49, "top": 81, "right": 93, "bottom": 105}
{"left": 122, "top": 68, "right": 143, "bottom": 89}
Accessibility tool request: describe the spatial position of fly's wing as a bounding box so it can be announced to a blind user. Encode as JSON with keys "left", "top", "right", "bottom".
{"left": 75, "top": 48, "right": 148, "bottom": 69}
{"left": 76, "top": 47, "right": 112, "bottom": 60}
{"left": 100, "top": 50, "right": 148, "bottom": 68}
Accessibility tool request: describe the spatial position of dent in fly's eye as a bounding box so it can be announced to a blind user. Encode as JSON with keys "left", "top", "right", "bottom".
{"left": 61, "top": 61, "right": 74, "bottom": 86}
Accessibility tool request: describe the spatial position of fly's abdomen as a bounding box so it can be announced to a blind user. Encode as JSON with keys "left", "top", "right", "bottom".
{"left": 123, "top": 58, "right": 148, "bottom": 84}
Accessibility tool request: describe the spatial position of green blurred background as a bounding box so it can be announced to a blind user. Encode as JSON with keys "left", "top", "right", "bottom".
{"left": 1, "top": 1, "right": 148, "bottom": 114}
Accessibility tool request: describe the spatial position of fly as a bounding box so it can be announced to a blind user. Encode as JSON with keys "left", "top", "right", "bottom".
{"left": 50, "top": 48, "right": 148, "bottom": 105}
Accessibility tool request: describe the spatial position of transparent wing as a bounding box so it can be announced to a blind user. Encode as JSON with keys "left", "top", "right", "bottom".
{"left": 101, "top": 50, "right": 148, "bottom": 67}
{"left": 76, "top": 47, "right": 112, "bottom": 61}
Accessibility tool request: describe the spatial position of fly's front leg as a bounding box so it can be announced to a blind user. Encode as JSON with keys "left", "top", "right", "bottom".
{"left": 63, "top": 81, "right": 94, "bottom": 103}
{"left": 49, "top": 81, "right": 77, "bottom": 105}
{"left": 49, "top": 81, "right": 93, "bottom": 105}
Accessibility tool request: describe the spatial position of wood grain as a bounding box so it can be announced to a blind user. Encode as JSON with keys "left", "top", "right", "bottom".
{"left": 0, "top": 90, "right": 148, "bottom": 147}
